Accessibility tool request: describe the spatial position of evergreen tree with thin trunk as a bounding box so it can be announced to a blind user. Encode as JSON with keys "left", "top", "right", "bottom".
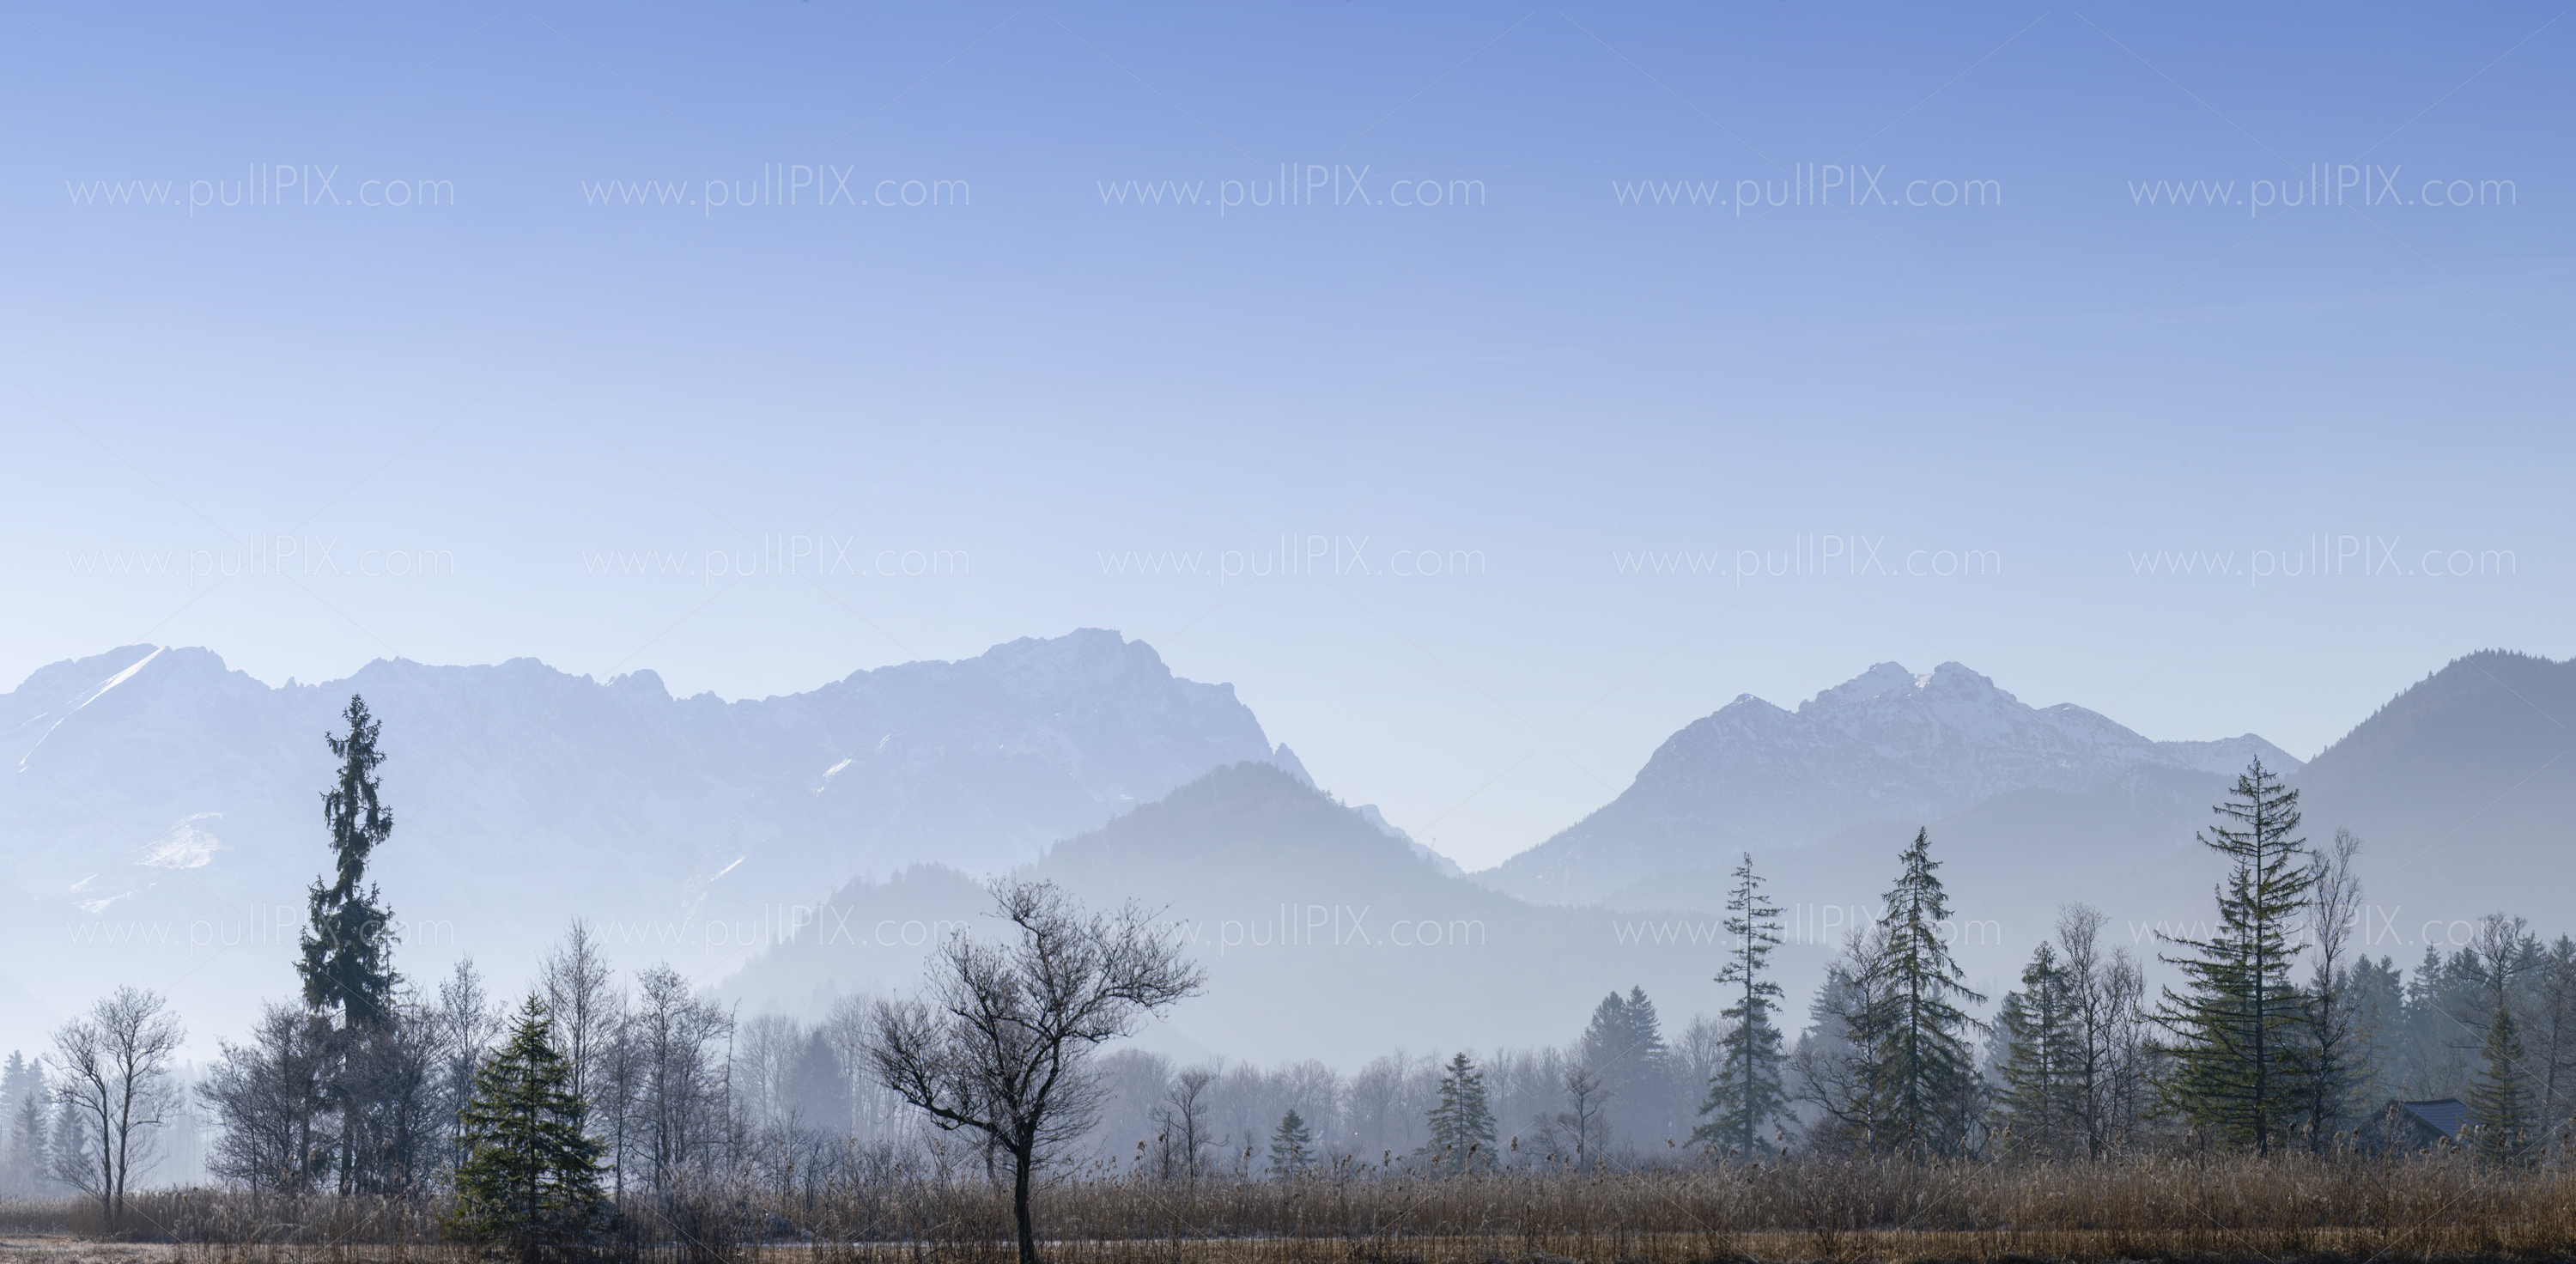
{"left": 1871, "top": 829, "right": 1987, "bottom": 1157}
{"left": 1419, "top": 1052, "right": 1497, "bottom": 1172}
{"left": 1694, "top": 851, "right": 1784, "bottom": 1154}
{"left": 1267, "top": 1109, "right": 1314, "bottom": 1174}
{"left": 2469, "top": 1002, "right": 2537, "bottom": 1164}
{"left": 450, "top": 994, "right": 609, "bottom": 1263}
{"left": 299, "top": 696, "right": 403, "bottom": 1193}
{"left": 2153, "top": 758, "right": 2313, "bottom": 1155}
{"left": 301, "top": 695, "right": 399, "bottom": 1026}
{"left": 1992, "top": 943, "right": 2079, "bottom": 1155}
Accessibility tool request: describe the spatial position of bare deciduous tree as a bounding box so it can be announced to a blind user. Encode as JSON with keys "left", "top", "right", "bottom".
{"left": 433, "top": 959, "right": 503, "bottom": 1168}
{"left": 2304, "top": 830, "right": 2372, "bottom": 1142}
{"left": 865, "top": 879, "right": 1202, "bottom": 1264}
{"left": 628, "top": 965, "right": 733, "bottom": 1191}
{"left": 1549, "top": 1063, "right": 1610, "bottom": 1170}
{"left": 539, "top": 921, "right": 619, "bottom": 1122}
{"left": 201, "top": 1002, "right": 331, "bottom": 1190}
{"left": 50, "top": 988, "right": 184, "bottom": 1227}
{"left": 1151, "top": 1066, "right": 1214, "bottom": 1180}
{"left": 338, "top": 991, "right": 445, "bottom": 1194}
{"left": 1791, "top": 927, "right": 1894, "bottom": 1155}
{"left": 2099, "top": 947, "right": 2156, "bottom": 1140}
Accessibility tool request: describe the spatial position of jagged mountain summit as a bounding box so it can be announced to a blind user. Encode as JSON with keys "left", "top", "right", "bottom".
{"left": 721, "top": 649, "right": 2576, "bottom": 1064}
{"left": 1482, "top": 661, "right": 2299, "bottom": 904}
{"left": 3, "top": 629, "right": 1305, "bottom": 912}
{"left": 0, "top": 629, "right": 1302, "bottom": 1049}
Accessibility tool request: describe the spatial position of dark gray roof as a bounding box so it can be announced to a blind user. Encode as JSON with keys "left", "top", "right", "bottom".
{"left": 2400, "top": 1099, "right": 2467, "bottom": 1138}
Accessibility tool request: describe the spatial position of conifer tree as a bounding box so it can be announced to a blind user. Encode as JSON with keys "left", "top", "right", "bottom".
{"left": 5, "top": 1091, "right": 43, "bottom": 1197}
{"left": 1267, "top": 1109, "right": 1314, "bottom": 1174}
{"left": 1694, "top": 852, "right": 1784, "bottom": 1153}
{"left": 0, "top": 1054, "right": 39, "bottom": 1195}
{"left": 1872, "top": 828, "right": 1987, "bottom": 1157}
{"left": 450, "top": 995, "right": 609, "bottom": 1262}
{"left": 1621, "top": 987, "right": 1674, "bottom": 1139}
{"left": 46, "top": 1095, "right": 88, "bottom": 1194}
{"left": 300, "top": 695, "right": 399, "bottom": 1026}
{"left": 297, "top": 696, "right": 407, "bottom": 1194}
{"left": 2153, "top": 758, "right": 2313, "bottom": 1155}
{"left": 2392, "top": 944, "right": 2470, "bottom": 1096}
{"left": 2469, "top": 1002, "right": 2537, "bottom": 1164}
{"left": 0, "top": 1054, "right": 34, "bottom": 1116}
{"left": 1992, "top": 943, "right": 2079, "bottom": 1155}
{"left": 1419, "top": 1052, "right": 1497, "bottom": 1172}
{"left": 1582, "top": 988, "right": 1673, "bottom": 1142}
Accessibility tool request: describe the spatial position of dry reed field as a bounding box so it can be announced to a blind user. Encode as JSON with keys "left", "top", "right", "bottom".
{"left": 3, "top": 1152, "right": 2572, "bottom": 1264}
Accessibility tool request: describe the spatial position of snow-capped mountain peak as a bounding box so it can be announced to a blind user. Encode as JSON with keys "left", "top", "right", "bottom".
{"left": 1801, "top": 660, "right": 1928, "bottom": 710}
{"left": 1485, "top": 659, "right": 2300, "bottom": 902}
{"left": 0, "top": 628, "right": 1289, "bottom": 950}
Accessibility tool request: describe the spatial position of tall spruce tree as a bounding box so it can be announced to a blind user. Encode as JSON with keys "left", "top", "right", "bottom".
{"left": 301, "top": 695, "right": 399, "bottom": 1025}
{"left": 2468, "top": 1002, "right": 2537, "bottom": 1164}
{"left": 1419, "top": 1052, "right": 1498, "bottom": 1172}
{"left": 450, "top": 994, "right": 609, "bottom": 1262}
{"left": 1695, "top": 852, "right": 1785, "bottom": 1153}
{"left": 2154, "top": 757, "right": 2313, "bottom": 1155}
{"left": 299, "top": 696, "right": 404, "bottom": 1194}
{"left": 1872, "top": 828, "right": 1987, "bottom": 1157}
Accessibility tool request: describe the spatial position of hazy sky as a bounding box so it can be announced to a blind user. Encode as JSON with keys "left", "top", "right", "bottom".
{"left": 4, "top": 3, "right": 2566, "bottom": 871}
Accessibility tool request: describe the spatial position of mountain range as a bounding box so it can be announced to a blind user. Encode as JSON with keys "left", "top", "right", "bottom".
{"left": 0, "top": 630, "right": 1302, "bottom": 1055}
{"left": 1484, "top": 660, "right": 2300, "bottom": 904}
{"left": 7, "top": 634, "right": 2572, "bottom": 1067}
{"left": 714, "top": 649, "right": 2576, "bottom": 1064}
{"left": 3, "top": 629, "right": 1303, "bottom": 909}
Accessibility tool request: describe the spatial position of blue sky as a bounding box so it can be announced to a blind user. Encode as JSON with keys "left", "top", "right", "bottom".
{"left": 4, "top": 2, "right": 2567, "bottom": 869}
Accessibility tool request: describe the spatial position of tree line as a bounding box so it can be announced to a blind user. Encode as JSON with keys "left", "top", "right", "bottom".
{"left": 5, "top": 705, "right": 2574, "bottom": 1259}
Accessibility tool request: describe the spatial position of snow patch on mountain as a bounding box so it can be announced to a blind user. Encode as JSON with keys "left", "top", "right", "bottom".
{"left": 0, "top": 629, "right": 1291, "bottom": 1049}
{"left": 136, "top": 813, "right": 222, "bottom": 869}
